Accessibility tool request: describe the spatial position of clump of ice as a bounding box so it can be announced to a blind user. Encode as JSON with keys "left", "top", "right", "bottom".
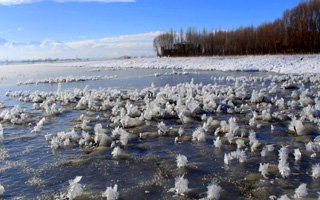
{"left": 79, "top": 131, "right": 90, "bottom": 147}
{"left": 0, "top": 105, "right": 29, "bottom": 125}
{"left": 225, "top": 132, "right": 234, "bottom": 144}
{"left": 17, "top": 75, "right": 117, "bottom": 85}
{"left": 50, "top": 136, "right": 60, "bottom": 150}
{"left": 294, "top": 148, "right": 302, "bottom": 161}
{"left": 94, "top": 124, "right": 110, "bottom": 147}
{"left": 0, "top": 148, "right": 9, "bottom": 160}
{"left": 258, "top": 163, "right": 269, "bottom": 179}
{"left": 288, "top": 117, "right": 305, "bottom": 136}
{"left": 262, "top": 109, "right": 272, "bottom": 121}
{"left": 176, "top": 154, "right": 188, "bottom": 168}
{"left": 111, "top": 146, "right": 123, "bottom": 158}
{"left": 32, "top": 117, "right": 46, "bottom": 133}
{"left": 294, "top": 183, "right": 308, "bottom": 199}
{"left": 111, "top": 126, "right": 121, "bottom": 137}
{"left": 102, "top": 184, "right": 119, "bottom": 200}
{"left": 277, "top": 194, "right": 290, "bottom": 200}
{"left": 169, "top": 175, "right": 190, "bottom": 196}
{"left": 312, "top": 163, "right": 320, "bottom": 179}
{"left": 271, "top": 125, "right": 275, "bottom": 133}
{"left": 206, "top": 181, "right": 223, "bottom": 200}
{"left": 224, "top": 149, "right": 247, "bottom": 165}
{"left": 251, "top": 90, "right": 263, "bottom": 103}
{"left": 305, "top": 141, "right": 320, "bottom": 153}
{"left": 119, "top": 130, "right": 130, "bottom": 146}
{"left": 260, "top": 146, "right": 268, "bottom": 157}
{"left": 227, "top": 117, "right": 239, "bottom": 134}
{"left": 111, "top": 127, "right": 130, "bottom": 146}
{"left": 67, "top": 176, "right": 83, "bottom": 200}
{"left": 214, "top": 136, "right": 222, "bottom": 148}
{"left": 178, "top": 127, "right": 184, "bottom": 137}
{"left": 158, "top": 121, "right": 170, "bottom": 135}
{"left": 249, "top": 130, "right": 260, "bottom": 152}
{"left": 278, "top": 146, "right": 290, "bottom": 178}
{"left": 192, "top": 127, "right": 206, "bottom": 142}
{"left": 0, "top": 183, "right": 4, "bottom": 195}
{"left": 236, "top": 139, "right": 245, "bottom": 149}
{"left": 0, "top": 124, "right": 3, "bottom": 142}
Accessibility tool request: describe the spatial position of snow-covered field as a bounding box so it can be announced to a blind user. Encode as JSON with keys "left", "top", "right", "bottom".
{"left": 2, "top": 54, "right": 319, "bottom": 75}
{"left": 0, "top": 55, "right": 320, "bottom": 199}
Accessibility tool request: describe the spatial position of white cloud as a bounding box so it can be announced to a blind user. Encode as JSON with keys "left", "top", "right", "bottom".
{"left": 0, "top": 0, "right": 41, "bottom": 5}
{"left": 55, "top": 0, "right": 135, "bottom": 3}
{"left": 65, "top": 39, "right": 97, "bottom": 49}
{"left": 0, "top": 0, "right": 134, "bottom": 5}
{"left": 0, "top": 31, "right": 160, "bottom": 60}
{"left": 100, "top": 31, "right": 162, "bottom": 43}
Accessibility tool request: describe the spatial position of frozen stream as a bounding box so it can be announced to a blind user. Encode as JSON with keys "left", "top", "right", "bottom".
{"left": 0, "top": 63, "right": 319, "bottom": 199}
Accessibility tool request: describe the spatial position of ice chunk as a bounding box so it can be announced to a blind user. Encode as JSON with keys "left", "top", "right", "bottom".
{"left": 67, "top": 176, "right": 83, "bottom": 200}
{"left": 176, "top": 154, "right": 188, "bottom": 168}
{"left": 102, "top": 184, "right": 119, "bottom": 200}
{"left": 294, "top": 183, "right": 308, "bottom": 198}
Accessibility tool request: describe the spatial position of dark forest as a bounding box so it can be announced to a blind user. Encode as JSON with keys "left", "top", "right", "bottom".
{"left": 153, "top": 0, "right": 320, "bottom": 57}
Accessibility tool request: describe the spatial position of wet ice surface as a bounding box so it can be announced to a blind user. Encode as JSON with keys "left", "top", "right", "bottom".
{"left": 0, "top": 63, "right": 320, "bottom": 199}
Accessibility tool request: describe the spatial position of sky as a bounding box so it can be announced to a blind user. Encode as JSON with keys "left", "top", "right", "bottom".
{"left": 0, "top": 0, "right": 300, "bottom": 60}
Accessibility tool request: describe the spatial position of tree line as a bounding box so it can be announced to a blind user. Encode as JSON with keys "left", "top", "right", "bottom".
{"left": 153, "top": 0, "right": 320, "bottom": 57}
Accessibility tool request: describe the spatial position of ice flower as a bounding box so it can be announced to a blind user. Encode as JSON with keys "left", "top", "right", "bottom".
{"left": 0, "top": 184, "right": 4, "bottom": 195}
{"left": 67, "top": 176, "right": 83, "bottom": 200}
{"left": 102, "top": 184, "right": 119, "bottom": 200}
{"left": 294, "top": 148, "right": 301, "bottom": 161}
{"left": 258, "top": 163, "right": 269, "bottom": 179}
{"left": 224, "top": 149, "right": 247, "bottom": 165}
{"left": 312, "top": 163, "right": 320, "bottom": 179}
{"left": 178, "top": 127, "right": 184, "bottom": 137}
{"left": 278, "top": 146, "right": 290, "bottom": 178}
{"left": 206, "top": 182, "right": 222, "bottom": 200}
{"left": 277, "top": 194, "right": 290, "bottom": 200}
{"left": 176, "top": 154, "right": 188, "bottom": 168}
{"left": 192, "top": 127, "right": 206, "bottom": 142}
{"left": 214, "top": 136, "right": 222, "bottom": 148}
{"left": 111, "top": 146, "right": 123, "bottom": 158}
{"left": 158, "top": 121, "right": 169, "bottom": 135}
{"left": 288, "top": 117, "right": 305, "bottom": 136}
{"left": 294, "top": 183, "right": 308, "bottom": 198}
{"left": 169, "top": 175, "right": 190, "bottom": 196}
{"left": 0, "top": 124, "right": 3, "bottom": 142}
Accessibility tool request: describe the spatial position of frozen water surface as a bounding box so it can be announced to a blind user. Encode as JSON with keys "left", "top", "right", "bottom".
{"left": 0, "top": 57, "right": 320, "bottom": 199}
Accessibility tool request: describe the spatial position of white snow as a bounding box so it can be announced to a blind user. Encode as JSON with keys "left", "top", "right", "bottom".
{"left": 1, "top": 55, "right": 320, "bottom": 80}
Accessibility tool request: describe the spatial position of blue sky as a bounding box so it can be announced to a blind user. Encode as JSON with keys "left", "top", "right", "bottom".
{"left": 0, "top": 0, "right": 300, "bottom": 60}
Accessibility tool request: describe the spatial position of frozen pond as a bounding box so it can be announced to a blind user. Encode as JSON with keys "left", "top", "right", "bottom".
{"left": 0, "top": 63, "right": 320, "bottom": 199}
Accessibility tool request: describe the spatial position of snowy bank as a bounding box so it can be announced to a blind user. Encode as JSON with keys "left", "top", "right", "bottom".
{"left": 1, "top": 54, "right": 319, "bottom": 74}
